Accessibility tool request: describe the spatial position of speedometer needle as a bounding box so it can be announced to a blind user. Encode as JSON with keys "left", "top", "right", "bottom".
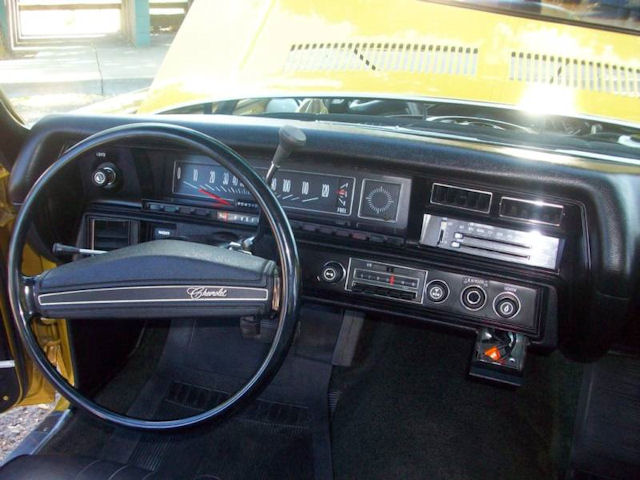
{"left": 198, "top": 188, "right": 231, "bottom": 206}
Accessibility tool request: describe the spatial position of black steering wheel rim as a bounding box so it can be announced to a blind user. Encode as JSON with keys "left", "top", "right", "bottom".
{"left": 7, "top": 122, "right": 301, "bottom": 431}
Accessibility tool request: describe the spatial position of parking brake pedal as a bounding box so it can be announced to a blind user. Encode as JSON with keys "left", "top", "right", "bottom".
{"left": 469, "top": 328, "right": 528, "bottom": 387}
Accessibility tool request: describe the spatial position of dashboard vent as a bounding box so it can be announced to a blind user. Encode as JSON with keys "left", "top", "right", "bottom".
{"left": 285, "top": 42, "right": 479, "bottom": 76}
{"left": 499, "top": 197, "right": 564, "bottom": 226}
{"left": 509, "top": 51, "right": 640, "bottom": 97}
{"left": 430, "top": 183, "right": 492, "bottom": 213}
{"left": 90, "top": 218, "right": 135, "bottom": 251}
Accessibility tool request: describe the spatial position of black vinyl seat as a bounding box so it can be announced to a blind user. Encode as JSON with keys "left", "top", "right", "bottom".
{"left": 0, "top": 455, "right": 172, "bottom": 479}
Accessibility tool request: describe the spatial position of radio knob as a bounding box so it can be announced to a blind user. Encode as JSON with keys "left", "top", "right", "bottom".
{"left": 426, "top": 280, "right": 449, "bottom": 303}
{"left": 461, "top": 285, "right": 487, "bottom": 310}
{"left": 320, "top": 262, "right": 345, "bottom": 283}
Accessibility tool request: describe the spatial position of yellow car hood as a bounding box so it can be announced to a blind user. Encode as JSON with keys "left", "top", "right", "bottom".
{"left": 139, "top": 0, "right": 640, "bottom": 124}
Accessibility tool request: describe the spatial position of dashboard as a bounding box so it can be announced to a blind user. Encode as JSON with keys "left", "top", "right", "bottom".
{"left": 9, "top": 114, "right": 640, "bottom": 361}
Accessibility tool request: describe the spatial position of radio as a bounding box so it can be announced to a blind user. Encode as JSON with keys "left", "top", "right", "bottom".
{"left": 344, "top": 258, "right": 427, "bottom": 303}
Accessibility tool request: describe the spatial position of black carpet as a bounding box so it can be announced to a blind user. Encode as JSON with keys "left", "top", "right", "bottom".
{"left": 42, "top": 316, "right": 583, "bottom": 479}
{"left": 330, "top": 321, "right": 583, "bottom": 480}
{"left": 43, "top": 313, "right": 338, "bottom": 480}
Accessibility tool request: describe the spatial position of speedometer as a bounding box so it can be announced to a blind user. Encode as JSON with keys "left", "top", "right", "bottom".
{"left": 172, "top": 160, "right": 252, "bottom": 207}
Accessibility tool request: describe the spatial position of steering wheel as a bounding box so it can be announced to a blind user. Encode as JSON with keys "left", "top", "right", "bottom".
{"left": 7, "top": 123, "right": 301, "bottom": 431}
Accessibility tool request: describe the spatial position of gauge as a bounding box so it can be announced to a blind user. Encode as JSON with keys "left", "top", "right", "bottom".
{"left": 171, "top": 159, "right": 355, "bottom": 215}
{"left": 172, "top": 160, "right": 252, "bottom": 207}
{"left": 270, "top": 170, "right": 355, "bottom": 216}
{"left": 358, "top": 179, "right": 402, "bottom": 221}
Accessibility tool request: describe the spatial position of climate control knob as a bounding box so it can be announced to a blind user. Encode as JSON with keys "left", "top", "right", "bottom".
{"left": 319, "top": 262, "right": 345, "bottom": 283}
{"left": 493, "top": 293, "right": 521, "bottom": 319}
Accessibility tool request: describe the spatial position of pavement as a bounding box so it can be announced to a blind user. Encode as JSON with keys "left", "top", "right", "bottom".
{"left": 0, "top": 403, "right": 53, "bottom": 464}
{"left": 0, "top": 34, "right": 173, "bottom": 123}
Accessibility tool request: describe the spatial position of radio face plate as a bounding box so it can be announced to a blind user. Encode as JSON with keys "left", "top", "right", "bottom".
{"left": 345, "top": 258, "right": 427, "bottom": 304}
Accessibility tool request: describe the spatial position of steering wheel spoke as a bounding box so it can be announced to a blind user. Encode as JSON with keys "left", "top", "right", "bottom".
{"left": 32, "top": 240, "right": 278, "bottom": 320}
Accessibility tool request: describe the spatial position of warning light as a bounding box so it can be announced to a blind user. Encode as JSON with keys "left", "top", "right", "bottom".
{"left": 484, "top": 346, "right": 502, "bottom": 361}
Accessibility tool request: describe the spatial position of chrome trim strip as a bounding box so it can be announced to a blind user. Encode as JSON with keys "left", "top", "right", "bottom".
{"left": 430, "top": 182, "right": 493, "bottom": 213}
{"left": 0, "top": 360, "right": 16, "bottom": 369}
{"left": 554, "top": 149, "right": 640, "bottom": 166}
{"left": 38, "top": 285, "right": 269, "bottom": 306}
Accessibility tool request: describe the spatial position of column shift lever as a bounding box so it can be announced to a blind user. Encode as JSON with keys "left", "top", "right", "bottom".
{"left": 265, "top": 125, "right": 307, "bottom": 184}
{"left": 241, "top": 126, "right": 306, "bottom": 252}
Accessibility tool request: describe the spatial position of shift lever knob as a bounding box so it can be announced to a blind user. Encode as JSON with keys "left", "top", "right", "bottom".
{"left": 277, "top": 125, "right": 307, "bottom": 156}
{"left": 266, "top": 125, "right": 306, "bottom": 183}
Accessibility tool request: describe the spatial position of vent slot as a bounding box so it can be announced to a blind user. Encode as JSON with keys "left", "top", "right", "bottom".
{"left": 509, "top": 51, "right": 640, "bottom": 97}
{"left": 284, "top": 42, "right": 479, "bottom": 76}
{"left": 90, "top": 218, "right": 136, "bottom": 251}
{"left": 499, "top": 197, "right": 564, "bottom": 226}
{"left": 430, "top": 183, "right": 492, "bottom": 213}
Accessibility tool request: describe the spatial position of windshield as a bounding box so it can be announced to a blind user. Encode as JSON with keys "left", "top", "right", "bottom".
{"left": 0, "top": 0, "right": 638, "bottom": 139}
{"left": 444, "top": 0, "right": 640, "bottom": 33}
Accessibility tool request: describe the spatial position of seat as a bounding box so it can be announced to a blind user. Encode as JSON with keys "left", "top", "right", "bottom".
{"left": 0, "top": 455, "right": 171, "bottom": 479}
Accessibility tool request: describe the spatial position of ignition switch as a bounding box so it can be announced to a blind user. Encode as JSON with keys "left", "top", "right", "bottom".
{"left": 92, "top": 162, "right": 121, "bottom": 189}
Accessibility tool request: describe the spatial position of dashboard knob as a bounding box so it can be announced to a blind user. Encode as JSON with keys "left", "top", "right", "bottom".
{"left": 319, "top": 262, "right": 345, "bottom": 283}
{"left": 494, "top": 293, "right": 521, "bottom": 319}
{"left": 426, "top": 280, "right": 449, "bottom": 303}
{"left": 92, "top": 163, "right": 119, "bottom": 189}
{"left": 461, "top": 285, "right": 487, "bottom": 310}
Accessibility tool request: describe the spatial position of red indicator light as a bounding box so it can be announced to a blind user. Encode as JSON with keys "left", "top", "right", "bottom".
{"left": 484, "top": 346, "right": 501, "bottom": 361}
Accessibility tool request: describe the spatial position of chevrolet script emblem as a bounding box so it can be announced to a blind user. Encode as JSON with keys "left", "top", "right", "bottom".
{"left": 186, "top": 287, "right": 229, "bottom": 299}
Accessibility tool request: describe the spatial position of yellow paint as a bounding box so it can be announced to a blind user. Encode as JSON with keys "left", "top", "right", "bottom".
{"left": 139, "top": 0, "right": 640, "bottom": 124}
{"left": 16, "top": 247, "right": 75, "bottom": 407}
{"left": 0, "top": 167, "right": 74, "bottom": 408}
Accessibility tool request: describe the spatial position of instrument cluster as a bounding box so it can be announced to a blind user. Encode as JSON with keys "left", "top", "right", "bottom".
{"left": 164, "top": 153, "right": 412, "bottom": 231}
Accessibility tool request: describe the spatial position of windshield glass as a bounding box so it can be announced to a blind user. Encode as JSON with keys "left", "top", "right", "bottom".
{"left": 444, "top": 0, "right": 640, "bottom": 33}
{"left": 0, "top": 0, "right": 638, "bottom": 134}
